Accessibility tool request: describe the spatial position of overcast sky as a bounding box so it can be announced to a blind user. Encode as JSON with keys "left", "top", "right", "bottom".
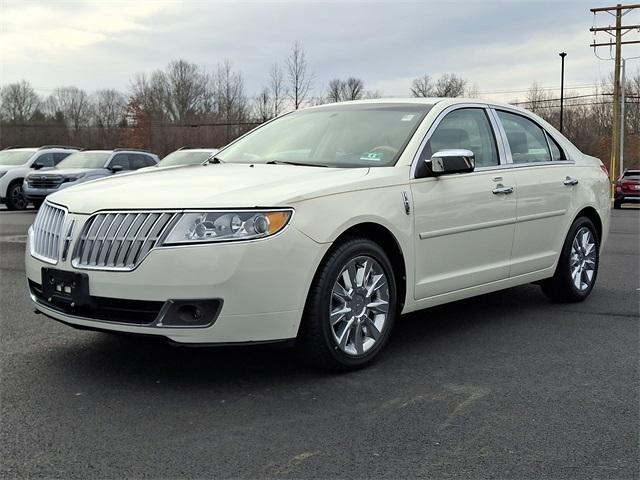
{"left": 1, "top": 0, "right": 639, "bottom": 102}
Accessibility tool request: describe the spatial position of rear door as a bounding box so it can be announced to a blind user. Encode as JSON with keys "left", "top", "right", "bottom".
{"left": 493, "top": 109, "right": 576, "bottom": 276}
{"left": 411, "top": 106, "right": 517, "bottom": 299}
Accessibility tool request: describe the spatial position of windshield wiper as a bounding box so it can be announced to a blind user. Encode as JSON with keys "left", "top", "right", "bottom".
{"left": 265, "top": 160, "right": 328, "bottom": 167}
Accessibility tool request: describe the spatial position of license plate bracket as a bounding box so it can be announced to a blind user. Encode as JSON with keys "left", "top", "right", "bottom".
{"left": 41, "top": 268, "right": 92, "bottom": 307}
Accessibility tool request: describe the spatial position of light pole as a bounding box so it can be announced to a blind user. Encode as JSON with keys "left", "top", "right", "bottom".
{"left": 559, "top": 52, "right": 567, "bottom": 133}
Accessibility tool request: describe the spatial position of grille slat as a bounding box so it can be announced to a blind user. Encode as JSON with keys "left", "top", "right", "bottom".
{"left": 31, "top": 203, "right": 66, "bottom": 263}
{"left": 73, "top": 212, "right": 176, "bottom": 271}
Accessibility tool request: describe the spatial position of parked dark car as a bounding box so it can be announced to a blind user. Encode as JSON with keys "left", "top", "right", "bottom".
{"left": 614, "top": 169, "right": 640, "bottom": 208}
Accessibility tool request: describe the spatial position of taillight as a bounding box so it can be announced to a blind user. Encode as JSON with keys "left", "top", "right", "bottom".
{"left": 600, "top": 163, "right": 609, "bottom": 177}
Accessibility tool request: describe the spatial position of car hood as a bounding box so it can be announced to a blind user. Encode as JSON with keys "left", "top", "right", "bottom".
{"left": 0, "top": 164, "right": 29, "bottom": 171}
{"left": 29, "top": 168, "right": 102, "bottom": 177}
{"left": 48, "top": 163, "right": 371, "bottom": 214}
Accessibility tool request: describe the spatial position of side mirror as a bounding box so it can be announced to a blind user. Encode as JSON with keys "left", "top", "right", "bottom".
{"left": 32, "top": 162, "right": 45, "bottom": 170}
{"left": 109, "top": 164, "right": 123, "bottom": 173}
{"left": 428, "top": 149, "right": 475, "bottom": 176}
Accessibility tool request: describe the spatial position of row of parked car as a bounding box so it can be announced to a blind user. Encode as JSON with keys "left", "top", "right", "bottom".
{"left": 0, "top": 145, "right": 218, "bottom": 210}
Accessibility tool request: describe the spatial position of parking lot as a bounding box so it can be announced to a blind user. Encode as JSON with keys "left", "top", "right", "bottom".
{"left": 0, "top": 206, "right": 638, "bottom": 479}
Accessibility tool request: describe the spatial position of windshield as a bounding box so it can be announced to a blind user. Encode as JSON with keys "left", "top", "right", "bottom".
{"left": 0, "top": 150, "right": 36, "bottom": 166}
{"left": 160, "top": 150, "right": 216, "bottom": 167}
{"left": 216, "top": 104, "right": 431, "bottom": 168}
{"left": 57, "top": 152, "right": 111, "bottom": 169}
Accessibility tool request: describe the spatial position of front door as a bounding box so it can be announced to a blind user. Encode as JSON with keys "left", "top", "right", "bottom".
{"left": 411, "top": 107, "right": 517, "bottom": 300}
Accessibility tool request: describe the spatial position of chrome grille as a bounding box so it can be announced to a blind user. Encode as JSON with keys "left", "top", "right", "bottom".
{"left": 72, "top": 212, "right": 177, "bottom": 270}
{"left": 30, "top": 202, "right": 66, "bottom": 263}
{"left": 27, "top": 175, "right": 64, "bottom": 189}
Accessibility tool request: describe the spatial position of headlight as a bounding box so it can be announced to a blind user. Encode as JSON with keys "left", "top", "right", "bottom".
{"left": 162, "top": 209, "right": 293, "bottom": 245}
{"left": 63, "top": 174, "right": 86, "bottom": 183}
{"left": 0, "top": 171, "right": 6, "bottom": 179}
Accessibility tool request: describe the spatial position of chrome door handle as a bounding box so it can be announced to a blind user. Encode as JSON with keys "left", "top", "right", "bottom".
{"left": 492, "top": 184, "right": 514, "bottom": 195}
{"left": 563, "top": 176, "right": 579, "bottom": 186}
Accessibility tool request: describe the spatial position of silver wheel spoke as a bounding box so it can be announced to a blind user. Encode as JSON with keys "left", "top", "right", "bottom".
{"left": 353, "top": 323, "right": 364, "bottom": 355}
{"left": 330, "top": 306, "right": 351, "bottom": 325}
{"left": 367, "top": 299, "right": 389, "bottom": 313}
{"left": 337, "top": 319, "right": 354, "bottom": 350}
{"left": 364, "top": 316, "right": 381, "bottom": 340}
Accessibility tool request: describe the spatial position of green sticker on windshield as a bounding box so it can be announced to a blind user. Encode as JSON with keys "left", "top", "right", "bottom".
{"left": 360, "top": 152, "right": 384, "bottom": 161}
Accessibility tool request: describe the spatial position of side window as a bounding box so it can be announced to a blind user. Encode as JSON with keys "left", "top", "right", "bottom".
{"left": 109, "top": 154, "right": 131, "bottom": 170}
{"left": 144, "top": 155, "right": 157, "bottom": 167}
{"left": 421, "top": 108, "right": 499, "bottom": 169}
{"left": 53, "top": 152, "right": 71, "bottom": 165}
{"left": 547, "top": 134, "right": 565, "bottom": 161}
{"left": 130, "top": 154, "right": 152, "bottom": 170}
{"left": 35, "top": 153, "right": 54, "bottom": 168}
{"left": 497, "top": 111, "right": 551, "bottom": 163}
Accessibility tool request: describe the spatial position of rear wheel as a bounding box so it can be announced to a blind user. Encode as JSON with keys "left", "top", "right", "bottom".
{"left": 298, "top": 238, "right": 397, "bottom": 371}
{"left": 541, "top": 217, "right": 599, "bottom": 302}
{"left": 5, "top": 182, "right": 27, "bottom": 210}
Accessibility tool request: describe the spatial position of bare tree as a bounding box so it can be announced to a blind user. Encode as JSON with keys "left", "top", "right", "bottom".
{"left": 466, "top": 83, "right": 480, "bottom": 98}
{"left": 254, "top": 88, "right": 271, "bottom": 122}
{"left": 130, "top": 59, "right": 213, "bottom": 125}
{"left": 0, "top": 80, "right": 40, "bottom": 123}
{"left": 433, "top": 74, "right": 467, "bottom": 97}
{"left": 325, "top": 77, "right": 365, "bottom": 103}
{"left": 410, "top": 75, "right": 434, "bottom": 97}
{"left": 269, "top": 63, "right": 286, "bottom": 116}
{"left": 286, "top": 41, "right": 313, "bottom": 109}
{"left": 47, "top": 86, "right": 92, "bottom": 131}
{"left": 343, "top": 77, "right": 364, "bottom": 101}
{"left": 93, "top": 89, "right": 126, "bottom": 129}
{"left": 214, "top": 60, "right": 248, "bottom": 140}
{"left": 326, "top": 78, "right": 344, "bottom": 103}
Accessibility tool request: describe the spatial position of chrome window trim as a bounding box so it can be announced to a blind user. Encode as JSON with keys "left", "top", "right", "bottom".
{"left": 410, "top": 103, "right": 505, "bottom": 179}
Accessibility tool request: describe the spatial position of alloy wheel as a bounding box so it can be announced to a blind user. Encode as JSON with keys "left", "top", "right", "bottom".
{"left": 569, "top": 227, "right": 597, "bottom": 291}
{"left": 330, "top": 255, "right": 390, "bottom": 356}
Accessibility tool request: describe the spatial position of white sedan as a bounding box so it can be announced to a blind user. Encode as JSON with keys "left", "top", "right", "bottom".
{"left": 25, "top": 98, "right": 610, "bottom": 370}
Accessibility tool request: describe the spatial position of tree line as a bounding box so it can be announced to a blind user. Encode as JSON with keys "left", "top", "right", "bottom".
{"left": 0, "top": 40, "right": 637, "bottom": 165}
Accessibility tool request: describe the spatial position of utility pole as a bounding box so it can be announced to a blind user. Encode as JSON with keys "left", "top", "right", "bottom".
{"left": 590, "top": 3, "right": 640, "bottom": 197}
{"left": 559, "top": 52, "right": 567, "bottom": 133}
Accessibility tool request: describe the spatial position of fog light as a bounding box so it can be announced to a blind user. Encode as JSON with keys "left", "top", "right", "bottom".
{"left": 157, "top": 299, "right": 222, "bottom": 327}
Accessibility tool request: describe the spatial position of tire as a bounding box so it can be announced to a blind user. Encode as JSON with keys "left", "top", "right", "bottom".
{"left": 297, "top": 237, "right": 398, "bottom": 371}
{"left": 541, "top": 217, "right": 599, "bottom": 303}
{"left": 32, "top": 199, "right": 44, "bottom": 209}
{"left": 613, "top": 200, "right": 622, "bottom": 209}
{"left": 5, "top": 181, "right": 27, "bottom": 210}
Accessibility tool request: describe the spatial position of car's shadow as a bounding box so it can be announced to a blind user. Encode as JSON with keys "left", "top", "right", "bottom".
{"left": 40, "top": 283, "right": 549, "bottom": 387}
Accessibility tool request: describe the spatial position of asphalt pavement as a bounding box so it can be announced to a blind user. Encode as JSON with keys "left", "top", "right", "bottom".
{"left": 0, "top": 205, "right": 638, "bottom": 479}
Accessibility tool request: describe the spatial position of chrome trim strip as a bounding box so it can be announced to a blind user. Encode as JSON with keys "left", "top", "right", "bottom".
{"left": 419, "top": 217, "right": 517, "bottom": 240}
{"left": 516, "top": 209, "right": 567, "bottom": 223}
{"left": 419, "top": 209, "right": 568, "bottom": 240}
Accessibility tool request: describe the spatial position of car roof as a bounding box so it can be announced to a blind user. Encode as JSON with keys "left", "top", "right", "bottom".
{"left": 306, "top": 97, "right": 525, "bottom": 112}
{"left": 175, "top": 148, "right": 218, "bottom": 152}
{"left": 2, "top": 147, "right": 38, "bottom": 152}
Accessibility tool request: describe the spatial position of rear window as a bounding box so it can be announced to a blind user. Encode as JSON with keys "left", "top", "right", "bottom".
{"left": 622, "top": 171, "right": 640, "bottom": 179}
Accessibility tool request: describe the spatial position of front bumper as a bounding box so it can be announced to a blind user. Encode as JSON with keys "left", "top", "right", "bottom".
{"left": 23, "top": 181, "right": 78, "bottom": 200}
{"left": 26, "top": 224, "right": 329, "bottom": 344}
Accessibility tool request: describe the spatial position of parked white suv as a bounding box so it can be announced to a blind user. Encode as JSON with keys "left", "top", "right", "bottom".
{"left": 0, "top": 146, "right": 78, "bottom": 210}
{"left": 25, "top": 99, "right": 610, "bottom": 370}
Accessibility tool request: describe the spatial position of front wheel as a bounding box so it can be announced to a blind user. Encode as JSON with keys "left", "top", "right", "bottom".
{"left": 5, "top": 182, "right": 28, "bottom": 210}
{"left": 298, "top": 238, "right": 397, "bottom": 371}
{"left": 541, "top": 217, "right": 599, "bottom": 302}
